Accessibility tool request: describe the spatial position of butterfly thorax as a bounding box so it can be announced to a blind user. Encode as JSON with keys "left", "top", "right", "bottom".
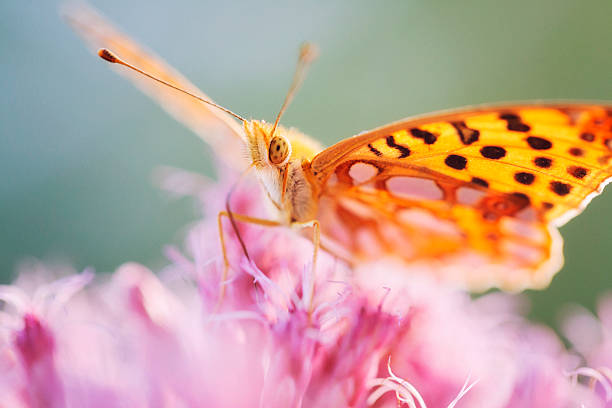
{"left": 243, "top": 120, "right": 323, "bottom": 223}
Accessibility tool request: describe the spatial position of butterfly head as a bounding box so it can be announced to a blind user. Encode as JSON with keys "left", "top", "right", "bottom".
{"left": 243, "top": 120, "right": 322, "bottom": 169}
{"left": 243, "top": 119, "right": 321, "bottom": 214}
{"left": 244, "top": 120, "right": 292, "bottom": 170}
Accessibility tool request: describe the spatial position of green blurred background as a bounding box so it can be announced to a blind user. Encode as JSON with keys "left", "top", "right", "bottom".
{"left": 2, "top": 0, "right": 611, "bottom": 326}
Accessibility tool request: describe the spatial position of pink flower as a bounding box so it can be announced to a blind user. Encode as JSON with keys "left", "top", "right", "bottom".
{"left": 0, "top": 169, "right": 608, "bottom": 407}
{"left": 563, "top": 294, "right": 612, "bottom": 405}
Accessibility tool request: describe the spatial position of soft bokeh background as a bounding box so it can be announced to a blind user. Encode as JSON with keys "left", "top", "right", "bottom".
{"left": 2, "top": 0, "right": 611, "bottom": 327}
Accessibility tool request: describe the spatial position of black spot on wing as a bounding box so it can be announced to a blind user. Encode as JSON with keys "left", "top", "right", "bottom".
{"left": 507, "top": 122, "right": 531, "bottom": 132}
{"left": 527, "top": 136, "right": 552, "bottom": 150}
{"left": 385, "top": 135, "right": 411, "bottom": 158}
{"left": 550, "top": 181, "right": 572, "bottom": 196}
{"left": 514, "top": 172, "right": 535, "bottom": 185}
{"left": 511, "top": 192, "right": 531, "bottom": 205}
{"left": 471, "top": 177, "right": 489, "bottom": 188}
{"left": 500, "top": 113, "right": 531, "bottom": 132}
{"left": 451, "top": 121, "right": 480, "bottom": 145}
{"left": 480, "top": 146, "right": 506, "bottom": 159}
{"left": 534, "top": 157, "right": 552, "bottom": 168}
{"left": 368, "top": 143, "right": 383, "bottom": 157}
{"left": 409, "top": 128, "right": 437, "bottom": 144}
{"left": 580, "top": 132, "right": 595, "bottom": 142}
{"left": 567, "top": 166, "right": 588, "bottom": 179}
{"left": 445, "top": 154, "right": 467, "bottom": 170}
{"left": 569, "top": 147, "right": 584, "bottom": 157}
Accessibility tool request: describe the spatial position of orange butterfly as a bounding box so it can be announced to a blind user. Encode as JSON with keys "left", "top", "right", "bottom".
{"left": 67, "top": 4, "right": 612, "bottom": 294}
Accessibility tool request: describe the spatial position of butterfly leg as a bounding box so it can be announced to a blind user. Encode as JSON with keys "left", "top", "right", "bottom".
{"left": 216, "top": 211, "right": 282, "bottom": 307}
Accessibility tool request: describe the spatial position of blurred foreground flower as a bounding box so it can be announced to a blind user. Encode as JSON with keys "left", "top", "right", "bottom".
{"left": 0, "top": 169, "right": 610, "bottom": 408}
{"left": 563, "top": 295, "right": 612, "bottom": 405}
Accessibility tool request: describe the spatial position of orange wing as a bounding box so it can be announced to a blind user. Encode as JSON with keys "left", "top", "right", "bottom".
{"left": 64, "top": 3, "right": 247, "bottom": 171}
{"left": 309, "top": 104, "right": 612, "bottom": 291}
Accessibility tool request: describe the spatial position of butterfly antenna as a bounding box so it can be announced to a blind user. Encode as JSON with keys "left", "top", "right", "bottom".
{"left": 270, "top": 43, "right": 319, "bottom": 137}
{"left": 97, "top": 48, "right": 246, "bottom": 122}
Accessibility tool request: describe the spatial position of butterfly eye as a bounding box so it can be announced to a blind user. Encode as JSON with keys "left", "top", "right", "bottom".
{"left": 268, "top": 136, "right": 291, "bottom": 166}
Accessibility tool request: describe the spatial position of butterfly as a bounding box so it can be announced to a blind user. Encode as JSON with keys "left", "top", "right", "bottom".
{"left": 67, "top": 4, "right": 612, "bottom": 293}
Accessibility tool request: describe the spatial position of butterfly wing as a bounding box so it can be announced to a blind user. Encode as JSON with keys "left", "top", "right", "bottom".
{"left": 310, "top": 104, "right": 612, "bottom": 291}
{"left": 64, "top": 3, "right": 247, "bottom": 170}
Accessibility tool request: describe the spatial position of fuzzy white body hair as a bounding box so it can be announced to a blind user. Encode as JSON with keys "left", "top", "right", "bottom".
{"left": 254, "top": 159, "right": 316, "bottom": 223}
{"left": 285, "top": 160, "right": 316, "bottom": 222}
{"left": 256, "top": 165, "right": 283, "bottom": 214}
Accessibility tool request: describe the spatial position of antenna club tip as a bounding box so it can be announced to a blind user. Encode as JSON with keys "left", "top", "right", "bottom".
{"left": 98, "top": 48, "right": 119, "bottom": 63}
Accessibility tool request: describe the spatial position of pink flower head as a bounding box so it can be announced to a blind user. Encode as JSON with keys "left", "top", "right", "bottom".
{"left": 563, "top": 294, "right": 612, "bottom": 405}
{"left": 0, "top": 169, "right": 609, "bottom": 407}
{"left": 12, "top": 314, "right": 63, "bottom": 408}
